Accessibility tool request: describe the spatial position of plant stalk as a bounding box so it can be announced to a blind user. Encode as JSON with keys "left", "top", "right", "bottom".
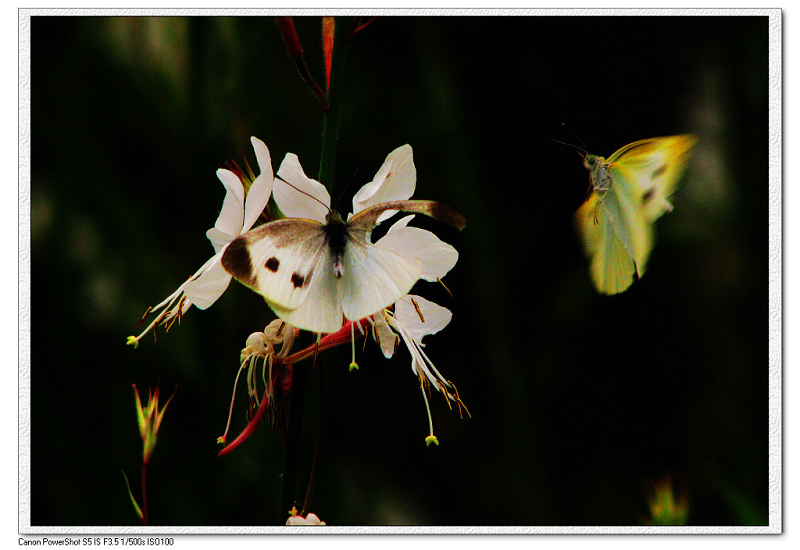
{"left": 317, "top": 17, "right": 350, "bottom": 190}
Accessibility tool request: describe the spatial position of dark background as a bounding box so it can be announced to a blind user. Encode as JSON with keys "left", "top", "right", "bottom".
{"left": 28, "top": 15, "right": 769, "bottom": 526}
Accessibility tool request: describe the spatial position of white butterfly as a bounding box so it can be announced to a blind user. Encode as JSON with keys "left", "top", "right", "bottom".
{"left": 221, "top": 146, "right": 465, "bottom": 334}
{"left": 575, "top": 135, "right": 696, "bottom": 294}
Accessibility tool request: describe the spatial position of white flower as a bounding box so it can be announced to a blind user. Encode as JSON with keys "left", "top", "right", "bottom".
{"left": 376, "top": 295, "right": 452, "bottom": 358}
{"left": 271, "top": 144, "right": 466, "bottom": 442}
{"left": 286, "top": 512, "right": 326, "bottom": 526}
{"left": 371, "top": 295, "right": 467, "bottom": 445}
{"left": 350, "top": 144, "right": 416, "bottom": 217}
{"left": 265, "top": 144, "right": 458, "bottom": 334}
{"left": 367, "top": 200, "right": 465, "bottom": 444}
{"left": 128, "top": 137, "right": 273, "bottom": 347}
{"left": 374, "top": 214, "right": 458, "bottom": 282}
{"left": 273, "top": 143, "right": 414, "bottom": 221}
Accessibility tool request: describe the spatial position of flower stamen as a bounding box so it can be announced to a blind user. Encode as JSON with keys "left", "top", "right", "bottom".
{"left": 165, "top": 295, "right": 187, "bottom": 332}
{"left": 136, "top": 306, "right": 153, "bottom": 329}
{"left": 349, "top": 320, "right": 359, "bottom": 371}
{"left": 218, "top": 320, "right": 297, "bottom": 447}
{"left": 437, "top": 277, "right": 453, "bottom": 297}
{"left": 410, "top": 297, "right": 425, "bottom": 323}
{"left": 419, "top": 386, "right": 438, "bottom": 446}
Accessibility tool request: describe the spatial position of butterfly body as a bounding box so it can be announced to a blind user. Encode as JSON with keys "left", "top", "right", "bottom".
{"left": 575, "top": 135, "right": 696, "bottom": 295}
{"left": 584, "top": 154, "right": 613, "bottom": 192}
{"left": 321, "top": 211, "right": 349, "bottom": 278}
{"left": 222, "top": 199, "right": 465, "bottom": 333}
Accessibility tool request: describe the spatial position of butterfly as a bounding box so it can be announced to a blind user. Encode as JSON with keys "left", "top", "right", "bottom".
{"left": 574, "top": 135, "right": 697, "bottom": 294}
{"left": 221, "top": 198, "right": 466, "bottom": 334}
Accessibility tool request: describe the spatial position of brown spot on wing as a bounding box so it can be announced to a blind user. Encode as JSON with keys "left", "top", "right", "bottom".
{"left": 221, "top": 238, "right": 256, "bottom": 287}
{"left": 290, "top": 268, "right": 313, "bottom": 289}
{"left": 265, "top": 257, "right": 280, "bottom": 272}
{"left": 651, "top": 165, "right": 667, "bottom": 179}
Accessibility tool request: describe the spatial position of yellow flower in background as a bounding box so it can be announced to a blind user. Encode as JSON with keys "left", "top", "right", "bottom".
{"left": 646, "top": 476, "right": 689, "bottom": 525}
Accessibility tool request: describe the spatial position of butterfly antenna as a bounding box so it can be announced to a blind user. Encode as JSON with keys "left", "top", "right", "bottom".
{"left": 275, "top": 173, "right": 331, "bottom": 213}
{"left": 561, "top": 122, "right": 590, "bottom": 150}
{"left": 331, "top": 168, "right": 360, "bottom": 211}
{"left": 544, "top": 136, "right": 588, "bottom": 159}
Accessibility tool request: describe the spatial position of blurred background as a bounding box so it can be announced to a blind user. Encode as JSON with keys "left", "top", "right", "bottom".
{"left": 28, "top": 14, "right": 770, "bottom": 527}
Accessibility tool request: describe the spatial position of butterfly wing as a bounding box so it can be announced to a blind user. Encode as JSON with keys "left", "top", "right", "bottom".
{"left": 607, "top": 135, "right": 696, "bottom": 222}
{"left": 224, "top": 199, "right": 466, "bottom": 333}
{"left": 267, "top": 262, "right": 343, "bottom": 333}
{"left": 338, "top": 199, "right": 466, "bottom": 323}
{"left": 349, "top": 199, "right": 467, "bottom": 232}
{"left": 576, "top": 181, "right": 649, "bottom": 295}
{"left": 221, "top": 218, "right": 333, "bottom": 311}
{"left": 339, "top": 223, "right": 422, "bottom": 323}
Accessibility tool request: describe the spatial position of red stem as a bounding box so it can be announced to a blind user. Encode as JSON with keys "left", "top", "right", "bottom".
{"left": 140, "top": 463, "right": 149, "bottom": 526}
{"left": 276, "top": 17, "right": 329, "bottom": 111}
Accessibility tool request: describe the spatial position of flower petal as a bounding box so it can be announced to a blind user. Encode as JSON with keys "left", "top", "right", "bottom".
{"left": 395, "top": 295, "right": 452, "bottom": 343}
{"left": 274, "top": 153, "right": 330, "bottom": 223}
{"left": 241, "top": 137, "right": 274, "bottom": 231}
{"left": 376, "top": 216, "right": 458, "bottom": 281}
{"left": 373, "top": 313, "right": 399, "bottom": 358}
{"left": 213, "top": 168, "right": 246, "bottom": 238}
{"left": 352, "top": 144, "right": 416, "bottom": 216}
{"left": 205, "top": 227, "right": 233, "bottom": 254}
{"left": 182, "top": 256, "right": 232, "bottom": 309}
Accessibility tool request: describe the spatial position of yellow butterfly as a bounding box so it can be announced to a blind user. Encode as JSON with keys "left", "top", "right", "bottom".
{"left": 575, "top": 135, "right": 697, "bottom": 294}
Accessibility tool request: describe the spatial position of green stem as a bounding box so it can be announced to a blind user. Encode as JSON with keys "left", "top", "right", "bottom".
{"left": 278, "top": 358, "right": 311, "bottom": 524}
{"left": 317, "top": 17, "right": 350, "bottom": 189}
